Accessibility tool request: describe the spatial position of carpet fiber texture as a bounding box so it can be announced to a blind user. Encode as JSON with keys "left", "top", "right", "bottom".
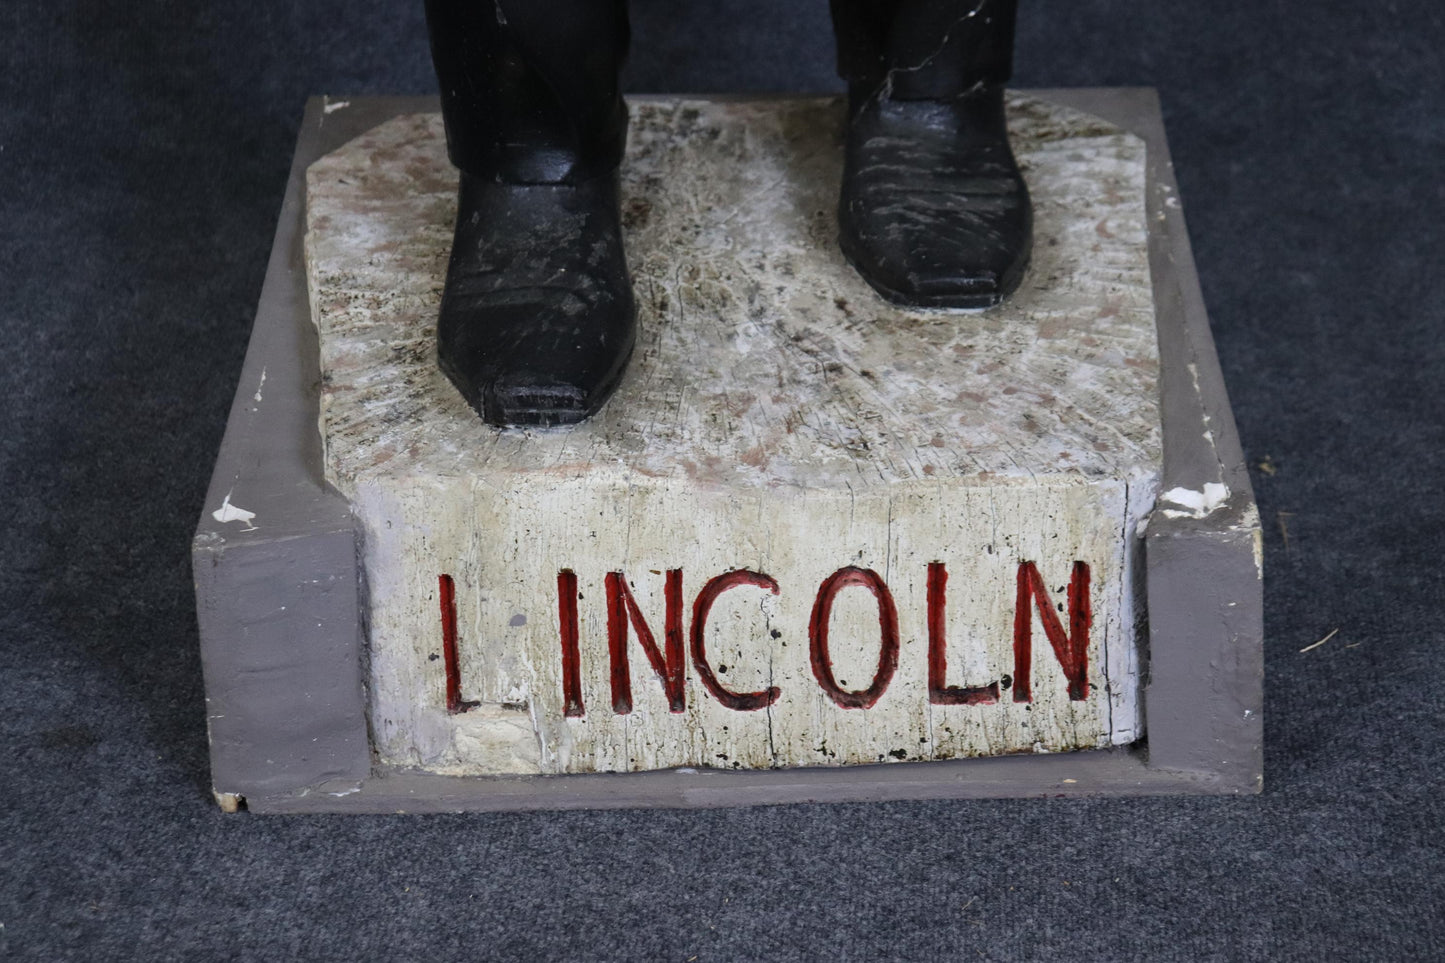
{"left": 2, "top": 1, "right": 1442, "bottom": 960}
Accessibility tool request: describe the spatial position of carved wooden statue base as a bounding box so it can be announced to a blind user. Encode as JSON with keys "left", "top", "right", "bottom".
{"left": 193, "top": 92, "right": 1262, "bottom": 812}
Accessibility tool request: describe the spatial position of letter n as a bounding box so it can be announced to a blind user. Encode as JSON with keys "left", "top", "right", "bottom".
{"left": 606, "top": 570, "right": 686, "bottom": 714}
{"left": 1012, "top": 561, "right": 1091, "bottom": 702}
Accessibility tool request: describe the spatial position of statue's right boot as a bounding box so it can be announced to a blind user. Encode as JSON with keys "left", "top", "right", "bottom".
{"left": 830, "top": 0, "right": 1032, "bottom": 309}
{"left": 424, "top": 0, "right": 635, "bottom": 427}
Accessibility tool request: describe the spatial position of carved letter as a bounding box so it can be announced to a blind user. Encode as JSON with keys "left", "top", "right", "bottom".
{"left": 926, "top": 562, "right": 999, "bottom": 706}
{"left": 1012, "top": 561, "right": 1092, "bottom": 702}
{"left": 606, "top": 570, "right": 686, "bottom": 715}
{"left": 438, "top": 574, "right": 477, "bottom": 714}
{"left": 808, "top": 566, "right": 899, "bottom": 709}
{"left": 557, "top": 570, "right": 584, "bottom": 717}
{"left": 691, "top": 570, "right": 782, "bottom": 711}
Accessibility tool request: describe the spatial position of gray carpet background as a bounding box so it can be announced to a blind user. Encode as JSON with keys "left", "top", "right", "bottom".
{"left": 2, "top": 1, "right": 1442, "bottom": 959}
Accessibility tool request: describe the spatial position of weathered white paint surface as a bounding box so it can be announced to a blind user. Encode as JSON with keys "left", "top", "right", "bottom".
{"left": 304, "top": 96, "right": 1160, "bottom": 776}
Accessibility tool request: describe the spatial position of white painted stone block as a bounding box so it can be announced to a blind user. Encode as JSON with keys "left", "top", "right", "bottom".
{"left": 304, "top": 96, "right": 1160, "bottom": 777}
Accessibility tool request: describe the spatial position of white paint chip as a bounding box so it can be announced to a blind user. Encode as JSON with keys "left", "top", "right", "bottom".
{"left": 1159, "top": 482, "right": 1230, "bottom": 519}
{"left": 212, "top": 492, "right": 258, "bottom": 531}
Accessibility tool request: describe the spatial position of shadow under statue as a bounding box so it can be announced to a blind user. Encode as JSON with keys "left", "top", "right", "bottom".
{"left": 423, "top": 0, "right": 1032, "bottom": 427}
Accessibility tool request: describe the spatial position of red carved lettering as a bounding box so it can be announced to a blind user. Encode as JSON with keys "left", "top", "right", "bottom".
{"left": 808, "top": 566, "right": 899, "bottom": 709}
{"left": 438, "top": 574, "right": 477, "bottom": 714}
{"left": 606, "top": 570, "right": 687, "bottom": 715}
{"left": 926, "top": 562, "right": 999, "bottom": 706}
{"left": 1012, "top": 561, "right": 1091, "bottom": 702}
{"left": 691, "top": 570, "right": 782, "bottom": 711}
{"left": 557, "top": 570, "right": 584, "bottom": 717}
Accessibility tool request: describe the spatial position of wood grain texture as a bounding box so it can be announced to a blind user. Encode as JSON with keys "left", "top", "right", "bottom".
{"left": 304, "top": 96, "right": 1159, "bottom": 776}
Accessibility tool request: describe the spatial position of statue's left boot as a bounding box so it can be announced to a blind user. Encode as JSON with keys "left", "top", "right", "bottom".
{"left": 424, "top": 0, "right": 635, "bottom": 426}
{"left": 831, "top": 0, "right": 1032, "bottom": 309}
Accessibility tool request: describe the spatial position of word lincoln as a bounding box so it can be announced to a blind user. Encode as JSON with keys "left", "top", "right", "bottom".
{"left": 438, "top": 560, "right": 1093, "bottom": 719}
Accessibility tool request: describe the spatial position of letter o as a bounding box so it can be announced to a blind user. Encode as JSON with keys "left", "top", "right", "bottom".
{"left": 808, "top": 566, "right": 899, "bottom": 709}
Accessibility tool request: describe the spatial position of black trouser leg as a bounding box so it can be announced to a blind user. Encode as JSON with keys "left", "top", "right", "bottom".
{"left": 830, "top": 0, "right": 1017, "bottom": 98}
{"left": 831, "top": 0, "right": 1032, "bottom": 308}
{"left": 423, "top": 0, "right": 637, "bottom": 426}
{"left": 424, "top": 0, "right": 630, "bottom": 183}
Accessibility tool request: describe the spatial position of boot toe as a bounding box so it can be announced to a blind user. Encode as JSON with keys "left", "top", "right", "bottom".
{"left": 840, "top": 197, "right": 1029, "bottom": 308}
{"left": 486, "top": 377, "right": 591, "bottom": 426}
{"left": 438, "top": 286, "right": 635, "bottom": 427}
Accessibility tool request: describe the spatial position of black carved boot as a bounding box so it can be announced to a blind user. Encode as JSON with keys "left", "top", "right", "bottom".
{"left": 424, "top": 0, "right": 635, "bottom": 426}
{"left": 831, "top": 0, "right": 1032, "bottom": 309}
{"left": 436, "top": 171, "right": 634, "bottom": 426}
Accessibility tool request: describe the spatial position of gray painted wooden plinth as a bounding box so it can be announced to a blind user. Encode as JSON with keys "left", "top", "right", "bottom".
{"left": 193, "top": 91, "right": 1262, "bottom": 813}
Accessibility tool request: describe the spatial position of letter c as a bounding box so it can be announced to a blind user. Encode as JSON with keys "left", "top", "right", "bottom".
{"left": 691, "top": 570, "right": 782, "bottom": 711}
